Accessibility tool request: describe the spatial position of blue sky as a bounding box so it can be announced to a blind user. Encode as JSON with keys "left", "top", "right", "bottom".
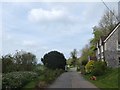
{"left": 1, "top": 1, "right": 119, "bottom": 63}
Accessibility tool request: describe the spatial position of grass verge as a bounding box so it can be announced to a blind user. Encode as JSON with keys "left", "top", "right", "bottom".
{"left": 22, "top": 69, "right": 64, "bottom": 89}
{"left": 83, "top": 68, "right": 119, "bottom": 90}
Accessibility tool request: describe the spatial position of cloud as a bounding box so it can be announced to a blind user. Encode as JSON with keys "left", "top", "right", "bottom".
{"left": 28, "top": 8, "right": 77, "bottom": 24}
{"left": 1, "top": 0, "right": 119, "bottom": 2}
{"left": 22, "top": 40, "right": 38, "bottom": 47}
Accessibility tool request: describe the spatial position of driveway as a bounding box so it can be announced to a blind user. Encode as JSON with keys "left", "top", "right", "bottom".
{"left": 48, "top": 71, "right": 99, "bottom": 89}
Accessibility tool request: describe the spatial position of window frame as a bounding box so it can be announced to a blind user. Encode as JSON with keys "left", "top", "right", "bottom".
{"left": 117, "top": 41, "right": 120, "bottom": 51}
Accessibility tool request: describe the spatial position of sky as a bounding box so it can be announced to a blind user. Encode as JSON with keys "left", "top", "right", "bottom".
{"left": 1, "top": 1, "right": 119, "bottom": 63}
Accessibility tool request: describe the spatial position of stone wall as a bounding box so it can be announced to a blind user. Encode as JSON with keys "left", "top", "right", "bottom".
{"left": 104, "top": 50, "right": 118, "bottom": 67}
{"left": 104, "top": 28, "right": 118, "bottom": 67}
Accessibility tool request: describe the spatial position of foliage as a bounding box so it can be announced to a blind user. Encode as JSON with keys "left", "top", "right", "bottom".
{"left": 42, "top": 69, "right": 64, "bottom": 83}
{"left": 2, "top": 51, "right": 37, "bottom": 73}
{"left": 85, "top": 60, "right": 107, "bottom": 76}
{"left": 85, "top": 60, "right": 95, "bottom": 73}
{"left": 2, "top": 54, "right": 15, "bottom": 73}
{"left": 66, "top": 58, "right": 73, "bottom": 66}
{"left": 41, "top": 51, "right": 66, "bottom": 70}
{"left": 80, "top": 45, "right": 89, "bottom": 66}
{"left": 92, "top": 10, "right": 118, "bottom": 45}
{"left": 70, "top": 49, "right": 78, "bottom": 67}
{"left": 91, "top": 61, "right": 107, "bottom": 76}
{"left": 24, "top": 68, "right": 64, "bottom": 88}
{"left": 33, "top": 64, "right": 46, "bottom": 75}
{"left": 70, "top": 49, "right": 77, "bottom": 59}
{"left": 2, "top": 71, "right": 38, "bottom": 89}
{"left": 13, "top": 50, "right": 37, "bottom": 71}
{"left": 83, "top": 68, "right": 119, "bottom": 89}
{"left": 80, "top": 65, "right": 86, "bottom": 74}
{"left": 81, "top": 60, "right": 88, "bottom": 66}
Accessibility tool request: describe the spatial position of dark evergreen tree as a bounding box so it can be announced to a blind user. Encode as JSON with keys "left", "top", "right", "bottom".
{"left": 41, "top": 51, "right": 66, "bottom": 70}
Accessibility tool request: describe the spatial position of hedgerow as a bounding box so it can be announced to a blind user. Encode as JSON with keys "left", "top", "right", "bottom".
{"left": 2, "top": 71, "right": 38, "bottom": 89}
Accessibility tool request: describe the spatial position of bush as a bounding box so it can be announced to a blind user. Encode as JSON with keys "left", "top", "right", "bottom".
{"left": 85, "top": 60, "right": 95, "bottom": 73}
{"left": 33, "top": 65, "right": 46, "bottom": 76}
{"left": 91, "top": 61, "right": 107, "bottom": 76}
{"left": 2, "top": 71, "right": 38, "bottom": 89}
{"left": 81, "top": 60, "right": 88, "bottom": 66}
{"left": 80, "top": 65, "right": 86, "bottom": 74}
{"left": 41, "top": 51, "right": 66, "bottom": 70}
{"left": 43, "top": 69, "right": 64, "bottom": 83}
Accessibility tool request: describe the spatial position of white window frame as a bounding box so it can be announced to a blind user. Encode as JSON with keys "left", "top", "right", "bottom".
{"left": 104, "top": 43, "right": 107, "bottom": 51}
{"left": 99, "top": 39, "right": 102, "bottom": 46}
{"left": 97, "top": 43, "right": 98, "bottom": 48}
{"left": 98, "top": 48, "right": 100, "bottom": 54}
{"left": 101, "top": 45, "right": 104, "bottom": 52}
{"left": 101, "top": 52, "right": 104, "bottom": 59}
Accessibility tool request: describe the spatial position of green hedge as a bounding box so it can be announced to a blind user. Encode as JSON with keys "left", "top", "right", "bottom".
{"left": 2, "top": 71, "right": 38, "bottom": 89}
{"left": 85, "top": 60, "right": 107, "bottom": 76}
{"left": 91, "top": 61, "right": 107, "bottom": 76}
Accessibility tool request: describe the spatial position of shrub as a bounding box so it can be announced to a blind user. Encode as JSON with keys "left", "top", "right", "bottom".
{"left": 33, "top": 65, "right": 46, "bottom": 75}
{"left": 77, "top": 67, "right": 80, "bottom": 71}
{"left": 81, "top": 60, "right": 88, "bottom": 66}
{"left": 85, "top": 60, "right": 95, "bottom": 73}
{"left": 2, "top": 71, "right": 38, "bottom": 89}
{"left": 79, "top": 65, "right": 86, "bottom": 74}
{"left": 41, "top": 51, "right": 66, "bottom": 70}
{"left": 91, "top": 61, "right": 107, "bottom": 76}
{"left": 43, "top": 69, "right": 64, "bottom": 83}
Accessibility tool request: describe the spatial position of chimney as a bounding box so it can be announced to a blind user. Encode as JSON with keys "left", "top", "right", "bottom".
{"left": 118, "top": 1, "right": 120, "bottom": 22}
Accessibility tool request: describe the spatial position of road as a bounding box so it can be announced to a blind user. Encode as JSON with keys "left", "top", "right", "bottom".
{"left": 48, "top": 68, "right": 99, "bottom": 89}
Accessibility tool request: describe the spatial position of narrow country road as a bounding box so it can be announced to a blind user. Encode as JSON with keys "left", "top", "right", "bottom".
{"left": 48, "top": 68, "right": 99, "bottom": 89}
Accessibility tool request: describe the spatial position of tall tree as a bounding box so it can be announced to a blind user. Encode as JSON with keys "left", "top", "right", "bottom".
{"left": 70, "top": 49, "right": 78, "bottom": 67}
{"left": 80, "top": 45, "right": 89, "bottom": 66}
{"left": 14, "top": 50, "right": 37, "bottom": 71}
{"left": 92, "top": 10, "right": 118, "bottom": 44}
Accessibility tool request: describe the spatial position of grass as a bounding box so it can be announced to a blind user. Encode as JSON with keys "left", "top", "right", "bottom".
{"left": 22, "top": 75, "right": 46, "bottom": 89}
{"left": 83, "top": 68, "right": 119, "bottom": 90}
{"left": 23, "top": 80, "right": 37, "bottom": 88}
{"left": 22, "top": 69, "right": 64, "bottom": 89}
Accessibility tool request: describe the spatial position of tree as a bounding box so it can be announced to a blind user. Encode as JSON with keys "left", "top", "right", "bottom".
{"left": 2, "top": 50, "right": 37, "bottom": 73}
{"left": 67, "top": 58, "right": 73, "bottom": 66}
{"left": 70, "top": 49, "right": 78, "bottom": 67}
{"left": 2, "top": 54, "right": 14, "bottom": 73}
{"left": 41, "top": 51, "right": 66, "bottom": 70}
{"left": 92, "top": 10, "right": 118, "bottom": 45}
{"left": 13, "top": 50, "right": 37, "bottom": 71}
{"left": 80, "top": 45, "right": 89, "bottom": 66}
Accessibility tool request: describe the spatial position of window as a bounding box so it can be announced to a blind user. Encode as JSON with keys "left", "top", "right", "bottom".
{"left": 118, "top": 42, "right": 120, "bottom": 50}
